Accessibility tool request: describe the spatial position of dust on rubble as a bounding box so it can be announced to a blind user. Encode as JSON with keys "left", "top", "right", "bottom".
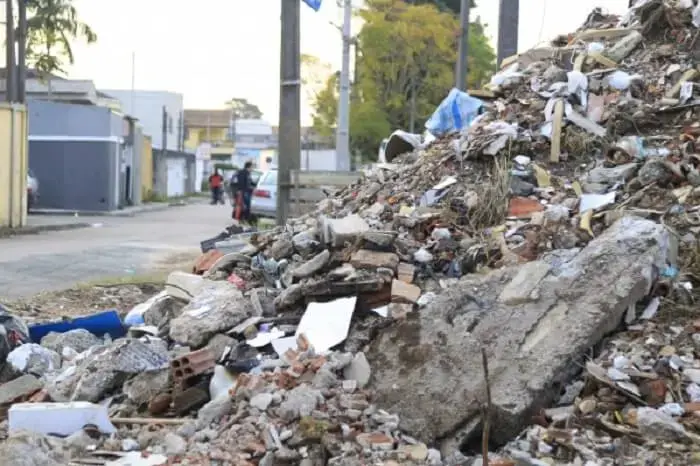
{"left": 2, "top": 283, "right": 161, "bottom": 322}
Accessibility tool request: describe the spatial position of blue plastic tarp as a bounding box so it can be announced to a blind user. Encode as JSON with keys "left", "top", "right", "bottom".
{"left": 303, "top": 0, "right": 322, "bottom": 11}
{"left": 425, "top": 88, "right": 484, "bottom": 136}
{"left": 28, "top": 309, "right": 126, "bottom": 343}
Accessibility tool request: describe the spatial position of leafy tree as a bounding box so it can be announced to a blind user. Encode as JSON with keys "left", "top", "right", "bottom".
{"left": 226, "top": 97, "right": 263, "bottom": 119}
{"left": 301, "top": 53, "right": 333, "bottom": 103}
{"left": 311, "top": 0, "right": 496, "bottom": 158}
{"left": 407, "top": 0, "right": 475, "bottom": 14}
{"left": 25, "top": 0, "right": 97, "bottom": 75}
{"left": 311, "top": 72, "right": 340, "bottom": 139}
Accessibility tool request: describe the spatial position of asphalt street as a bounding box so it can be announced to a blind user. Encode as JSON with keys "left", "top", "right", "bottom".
{"left": 0, "top": 204, "right": 233, "bottom": 299}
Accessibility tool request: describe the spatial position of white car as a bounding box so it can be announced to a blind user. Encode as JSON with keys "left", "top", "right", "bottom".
{"left": 250, "top": 169, "right": 278, "bottom": 218}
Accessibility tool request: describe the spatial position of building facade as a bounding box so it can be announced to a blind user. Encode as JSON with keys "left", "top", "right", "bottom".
{"left": 27, "top": 100, "right": 141, "bottom": 212}
{"left": 102, "top": 90, "right": 184, "bottom": 151}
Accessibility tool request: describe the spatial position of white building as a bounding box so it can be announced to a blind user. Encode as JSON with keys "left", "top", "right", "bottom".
{"left": 102, "top": 90, "right": 184, "bottom": 150}
{"left": 231, "top": 119, "right": 276, "bottom": 168}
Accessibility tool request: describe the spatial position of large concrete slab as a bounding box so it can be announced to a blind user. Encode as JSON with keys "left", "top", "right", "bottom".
{"left": 367, "top": 217, "right": 675, "bottom": 451}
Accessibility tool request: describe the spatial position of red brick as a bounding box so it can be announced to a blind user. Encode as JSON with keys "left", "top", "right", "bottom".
{"left": 192, "top": 250, "right": 224, "bottom": 275}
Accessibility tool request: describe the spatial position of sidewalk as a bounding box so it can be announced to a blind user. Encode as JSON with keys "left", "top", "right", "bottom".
{"left": 0, "top": 216, "right": 97, "bottom": 238}
{"left": 29, "top": 201, "right": 187, "bottom": 218}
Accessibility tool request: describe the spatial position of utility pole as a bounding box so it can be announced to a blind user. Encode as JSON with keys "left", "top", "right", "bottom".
{"left": 497, "top": 0, "right": 519, "bottom": 67}
{"left": 335, "top": 0, "right": 352, "bottom": 171}
{"left": 456, "top": 0, "right": 470, "bottom": 90}
{"left": 130, "top": 52, "right": 136, "bottom": 114}
{"left": 5, "top": 0, "right": 16, "bottom": 102}
{"left": 17, "top": 0, "right": 27, "bottom": 103}
{"left": 277, "top": 0, "right": 301, "bottom": 225}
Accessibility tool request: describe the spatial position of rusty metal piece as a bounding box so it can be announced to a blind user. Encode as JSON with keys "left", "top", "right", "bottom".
{"left": 148, "top": 393, "right": 172, "bottom": 415}
{"left": 173, "top": 385, "right": 210, "bottom": 415}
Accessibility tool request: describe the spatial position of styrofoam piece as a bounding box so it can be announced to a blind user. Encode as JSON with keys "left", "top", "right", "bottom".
{"left": 9, "top": 401, "right": 116, "bottom": 436}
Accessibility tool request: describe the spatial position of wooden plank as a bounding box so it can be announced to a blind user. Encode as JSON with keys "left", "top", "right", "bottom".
{"left": 666, "top": 69, "right": 699, "bottom": 99}
{"left": 574, "top": 28, "right": 636, "bottom": 42}
{"left": 550, "top": 99, "right": 565, "bottom": 163}
{"left": 292, "top": 188, "right": 327, "bottom": 202}
{"left": 293, "top": 170, "right": 361, "bottom": 187}
{"left": 587, "top": 52, "right": 617, "bottom": 68}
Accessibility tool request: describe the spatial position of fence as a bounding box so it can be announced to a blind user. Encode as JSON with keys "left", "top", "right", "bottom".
{"left": 289, "top": 169, "right": 361, "bottom": 217}
{"left": 0, "top": 103, "right": 28, "bottom": 228}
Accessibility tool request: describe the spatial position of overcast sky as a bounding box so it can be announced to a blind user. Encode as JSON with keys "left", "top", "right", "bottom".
{"left": 66, "top": 0, "right": 630, "bottom": 124}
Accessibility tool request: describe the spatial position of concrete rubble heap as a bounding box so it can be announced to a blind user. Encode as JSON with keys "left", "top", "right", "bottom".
{"left": 7, "top": 1, "right": 700, "bottom": 465}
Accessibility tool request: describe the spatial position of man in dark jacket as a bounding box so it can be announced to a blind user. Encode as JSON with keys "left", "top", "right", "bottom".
{"left": 233, "top": 161, "right": 254, "bottom": 222}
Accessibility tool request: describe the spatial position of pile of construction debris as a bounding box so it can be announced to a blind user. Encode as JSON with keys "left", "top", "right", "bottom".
{"left": 5, "top": 1, "right": 700, "bottom": 465}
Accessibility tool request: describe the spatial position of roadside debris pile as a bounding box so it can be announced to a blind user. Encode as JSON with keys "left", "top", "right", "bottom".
{"left": 4, "top": 1, "right": 700, "bottom": 465}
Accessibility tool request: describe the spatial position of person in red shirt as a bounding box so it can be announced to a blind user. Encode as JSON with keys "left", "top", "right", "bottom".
{"left": 208, "top": 169, "right": 224, "bottom": 205}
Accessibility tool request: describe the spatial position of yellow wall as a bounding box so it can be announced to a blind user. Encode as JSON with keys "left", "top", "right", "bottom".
{"left": 141, "top": 136, "right": 154, "bottom": 199}
{"left": 184, "top": 126, "right": 228, "bottom": 150}
{"left": 0, "top": 104, "right": 28, "bottom": 228}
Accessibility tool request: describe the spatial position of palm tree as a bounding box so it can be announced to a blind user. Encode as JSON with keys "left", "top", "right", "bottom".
{"left": 24, "top": 0, "right": 97, "bottom": 75}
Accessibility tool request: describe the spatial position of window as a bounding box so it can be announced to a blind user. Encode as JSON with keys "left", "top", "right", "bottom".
{"left": 260, "top": 170, "right": 278, "bottom": 186}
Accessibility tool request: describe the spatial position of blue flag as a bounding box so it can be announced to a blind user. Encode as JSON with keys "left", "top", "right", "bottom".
{"left": 303, "top": 0, "right": 322, "bottom": 11}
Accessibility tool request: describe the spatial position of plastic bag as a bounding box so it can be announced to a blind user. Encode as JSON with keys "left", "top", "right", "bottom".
{"left": 490, "top": 63, "right": 523, "bottom": 87}
{"left": 425, "top": 88, "right": 483, "bottom": 136}
{"left": 607, "top": 71, "right": 641, "bottom": 91}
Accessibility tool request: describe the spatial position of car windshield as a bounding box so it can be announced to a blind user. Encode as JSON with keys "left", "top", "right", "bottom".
{"left": 260, "top": 171, "right": 278, "bottom": 186}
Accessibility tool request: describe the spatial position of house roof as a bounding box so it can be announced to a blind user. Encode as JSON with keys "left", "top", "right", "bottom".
{"left": 0, "top": 68, "right": 64, "bottom": 80}
{"left": 184, "top": 109, "right": 231, "bottom": 128}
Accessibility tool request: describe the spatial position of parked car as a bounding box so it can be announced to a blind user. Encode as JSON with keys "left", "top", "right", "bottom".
{"left": 27, "top": 169, "right": 39, "bottom": 211}
{"left": 250, "top": 169, "right": 277, "bottom": 218}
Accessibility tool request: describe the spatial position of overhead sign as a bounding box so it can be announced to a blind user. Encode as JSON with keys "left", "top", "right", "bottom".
{"left": 303, "top": 0, "right": 322, "bottom": 11}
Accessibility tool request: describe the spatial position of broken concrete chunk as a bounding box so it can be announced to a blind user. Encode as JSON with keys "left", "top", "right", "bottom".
{"left": 362, "top": 231, "right": 397, "bottom": 249}
{"left": 123, "top": 369, "right": 171, "bottom": 406}
{"left": 41, "top": 329, "right": 101, "bottom": 355}
{"left": 391, "top": 279, "right": 421, "bottom": 304}
{"left": 0, "top": 374, "right": 42, "bottom": 405}
{"left": 323, "top": 215, "right": 370, "bottom": 247}
{"left": 0, "top": 431, "right": 69, "bottom": 465}
{"left": 166, "top": 271, "right": 205, "bottom": 302}
{"left": 498, "top": 261, "right": 551, "bottom": 305}
{"left": 368, "top": 217, "right": 673, "bottom": 446}
{"left": 350, "top": 250, "right": 399, "bottom": 271}
{"left": 169, "top": 282, "right": 254, "bottom": 348}
{"left": 8, "top": 344, "right": 60, "bottom": 377}
{"left": 292, "top": 249, "right": 330, "bottom": 279}
{"left": 269, "top": 235, "right": 295, "bottom": 261}
{"left": 397, "top": 263, "right": 416, "bottom": 283}
{"left": 292, "top": 230, "right": 320, "bottom": 256}
{"left": 279, "top": 385, "right": 323, "bottom": 421}
{"left": 343, "top": 352, "right": 371, "bottom": 389}
{"left": 637, "top": 407, "right": 689, "bottom": 442}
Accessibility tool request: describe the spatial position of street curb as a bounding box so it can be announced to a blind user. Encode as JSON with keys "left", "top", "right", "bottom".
{"left": 29, "top": 202, "right": 182, "bottom": 218}
{"left": 0, "top": 222, "right": 94, "bottom": 238}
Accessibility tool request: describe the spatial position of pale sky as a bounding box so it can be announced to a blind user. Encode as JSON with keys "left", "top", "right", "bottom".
{"left": 65, "top": 0, "right": 630, "bottom": 125}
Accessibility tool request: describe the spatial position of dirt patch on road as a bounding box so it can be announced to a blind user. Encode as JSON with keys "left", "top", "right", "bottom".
{"left": 1, "top": 283, "right": 163, "bottom": 323}
{"left": 1, "top": 249, "right": 200, "bottom": 322}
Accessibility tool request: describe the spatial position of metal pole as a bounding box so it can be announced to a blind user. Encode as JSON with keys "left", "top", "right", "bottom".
{"left": 335, "top": 0, "right": 352, "bottom": 171}
{"left": 6, "top": 0, "right": 16, "bottom": 102}
{"left": 277, "top": 0, "right": 301, "bottom": 225}
{"left": 17, "top": 0, "right": 27, "bottom": 103}
{"left": 456, "top": 0, "right": 470, "bottom": 90}
{"left": 497, "top": 0, "right": 519, "bottom": 67}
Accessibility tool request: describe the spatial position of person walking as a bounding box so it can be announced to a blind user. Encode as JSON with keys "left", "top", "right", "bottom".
{"left": 208, "top": 169, "right": 224, "bottom": 205}
{"left": 233, "top": 161, "right": 254, "bottom": 222}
